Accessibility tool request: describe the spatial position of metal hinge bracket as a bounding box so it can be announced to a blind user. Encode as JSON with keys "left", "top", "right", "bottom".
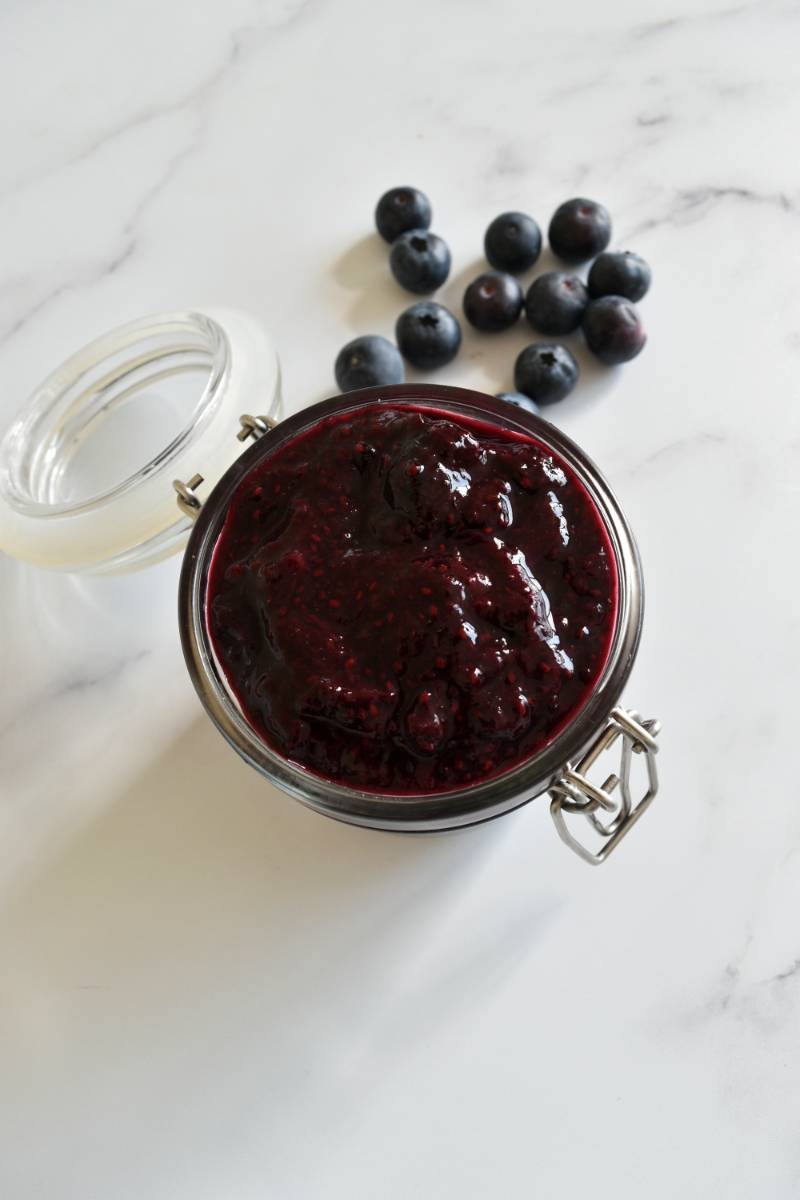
{"left": 549, "top": 708, "right": 661, "bottom": 865}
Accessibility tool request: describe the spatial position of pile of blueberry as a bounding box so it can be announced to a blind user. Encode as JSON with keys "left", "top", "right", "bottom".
{"left": 334, "top": 186, "right": 651, "bottom": 414}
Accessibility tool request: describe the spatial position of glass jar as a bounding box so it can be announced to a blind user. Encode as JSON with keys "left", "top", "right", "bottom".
{"left": 0, "top": 316, "right": 659, "bottom": 864}
{"left": 178, "top": 383, "right": 660, "bottom": 864}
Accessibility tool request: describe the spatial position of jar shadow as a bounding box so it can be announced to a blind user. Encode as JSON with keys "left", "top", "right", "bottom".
{"left": 1, "top": 712, "right": 560, "bottom": 1192}
{"left": 330, "top": 234, "right": 407, "bottom": 332}
{"left": 329, "top": 233, "right": 388, "bottom": 290}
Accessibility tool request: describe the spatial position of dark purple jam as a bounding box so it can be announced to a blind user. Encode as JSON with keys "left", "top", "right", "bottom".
{"left": 207, "top": 403, "right": 618, "bottom": 793}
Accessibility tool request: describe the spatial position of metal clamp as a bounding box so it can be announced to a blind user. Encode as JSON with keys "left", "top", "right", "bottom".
{"left": 173, "top": 473, "right": 205, "bottom": 520}
{"left": 237, "top": 412, "right": 277, "bottom": 442}
{"left": 549, "top": 708, "right": 661, "bottom": 865}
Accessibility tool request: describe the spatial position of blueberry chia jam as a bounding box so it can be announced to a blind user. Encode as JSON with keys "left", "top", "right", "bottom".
{"left": 206, "top": 403, "right": 618, "bottom": 793}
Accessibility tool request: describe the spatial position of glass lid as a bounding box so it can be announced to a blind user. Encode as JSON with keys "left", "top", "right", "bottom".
{"left": 0, "top": 308, "right": 281, "bottom": 574}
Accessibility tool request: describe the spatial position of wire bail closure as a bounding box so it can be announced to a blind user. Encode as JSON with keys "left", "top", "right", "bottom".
{"left": 549, "top": 707, "right": 661, "bottom": 865}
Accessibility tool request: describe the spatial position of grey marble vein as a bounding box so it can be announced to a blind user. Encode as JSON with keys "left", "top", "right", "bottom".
{"left": 0, "top": 28, "right": 247, "bottom": 206}
{"left": 626, "top": 185, "right": 800, "bottom": 238}
{"left": 0, "top": 240, "right": 137, "bottom": 349}
{"left": 772, "top": 957, "right": 800, "bottom": 985}
{"left": 629, "top": 3, "right": 752, "bottom": 41}
{"left": 0, "top": 649, "right": 149, "bottom": 743}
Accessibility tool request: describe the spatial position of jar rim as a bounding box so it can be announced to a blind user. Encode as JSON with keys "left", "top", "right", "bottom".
{"left": 179, "top": 383, "right": 644, "bottom": 831}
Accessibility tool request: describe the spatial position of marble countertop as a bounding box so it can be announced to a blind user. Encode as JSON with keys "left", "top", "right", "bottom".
{"left": 2, "top": 0, "right": 799, "bottom": 1195}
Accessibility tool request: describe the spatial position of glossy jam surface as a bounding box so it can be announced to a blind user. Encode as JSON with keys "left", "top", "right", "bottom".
{"left": 207, "top": 403, "right": 618, "bottom": 793}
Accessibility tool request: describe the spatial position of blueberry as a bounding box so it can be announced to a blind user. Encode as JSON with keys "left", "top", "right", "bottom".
{"left": 390, "top": 230, "right": 451, "bottom": 293}
{"left": 588, "top": 251, "right": 651, "bottom": 302}
{"left": 525, "top": 272, "right": 588, "bottom": 335}
{"left": 548, "top": 198, "right": 612, "bottom": 263}
{"left": 395, "top": 302, "right": 462, "bottom": 369}
{"left": 514, "top": 343, "right": 579, "bottom": 405}
{"left": 375, "top": 186, "right": 432, "bottom": 243}
{"left": 496, "top": 391, "right": 541, "bottom": 416}
{"left": 484, "top": 211, "right": 542, "bottom": 274}
{"left": 582, "top": 296, "right": 646, "bottom": 364}
{"left": 463, "top": 271, "right": 523, "bottom": 332}
{"left": 334, "top": 335, "right": 405, "bottom": 391}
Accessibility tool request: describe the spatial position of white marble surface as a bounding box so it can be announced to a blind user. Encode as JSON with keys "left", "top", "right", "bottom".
{"left": 2, "top": 0, "right": 800, "bottom": 1195}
